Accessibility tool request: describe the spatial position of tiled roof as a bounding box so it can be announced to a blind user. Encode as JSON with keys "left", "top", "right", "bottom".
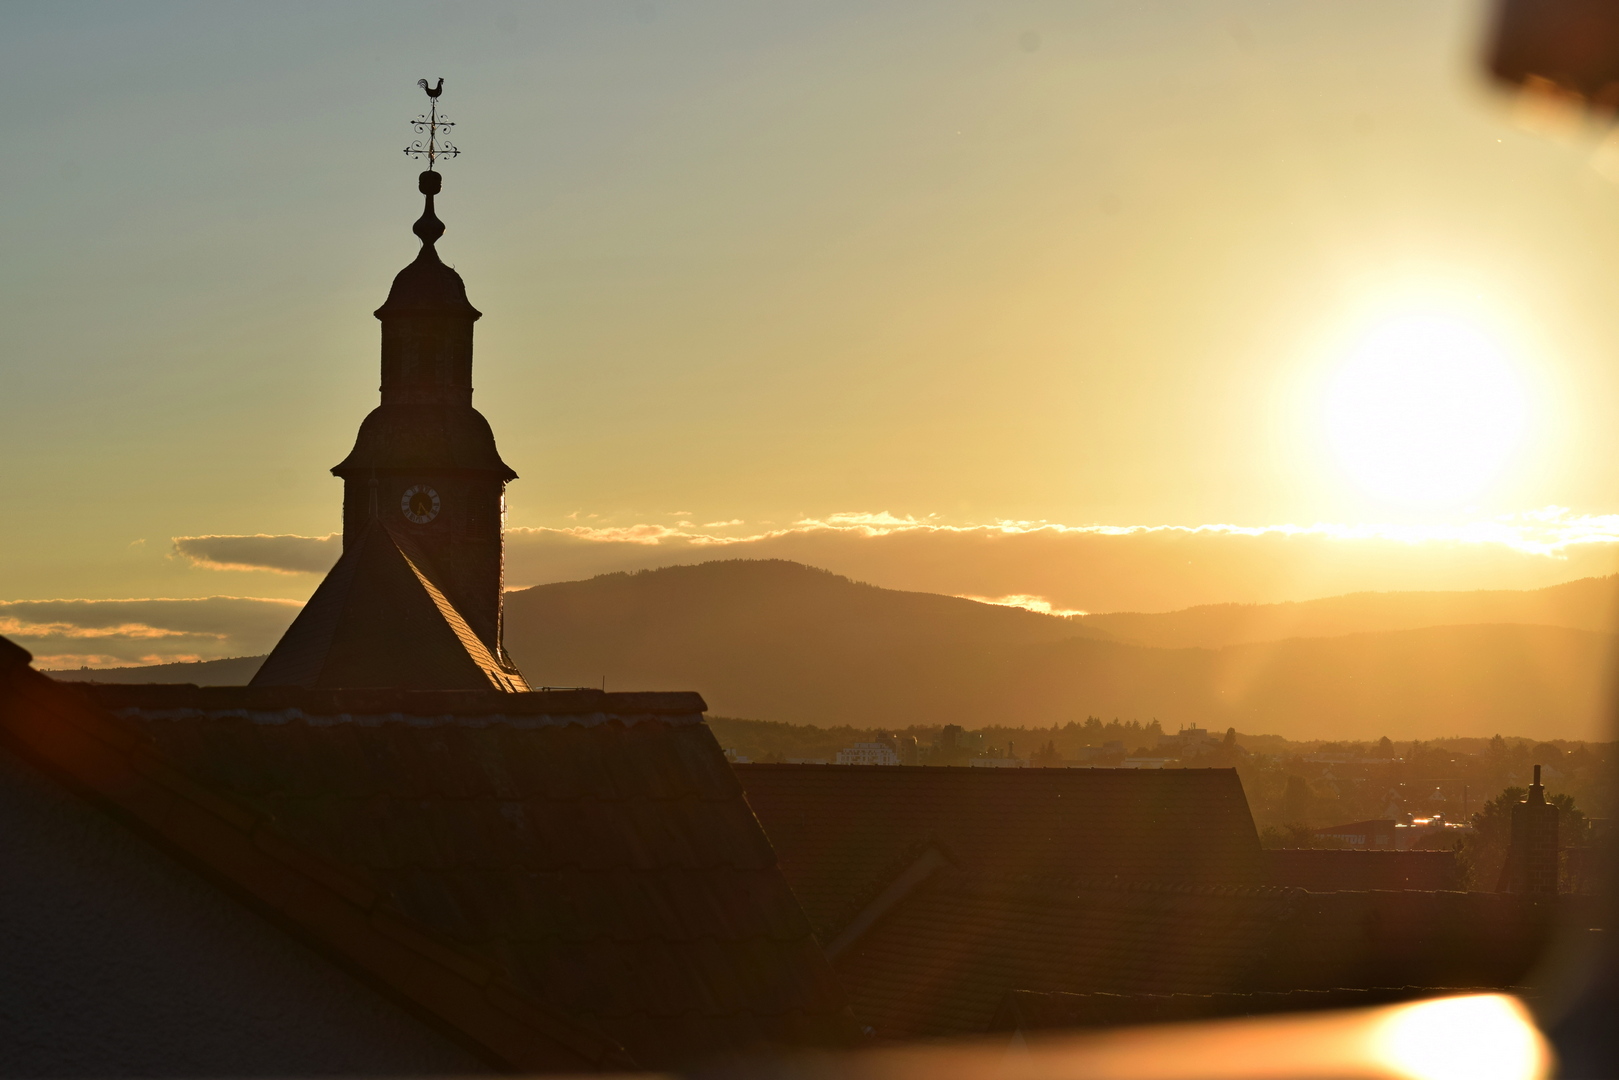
{"left": 1265, "top": 849, "right": 1461, "bottom": 892}
{"left": 1253, "top": 888, "right": 1578, "bottom": 993}
{"left": 0, "top": 653, "right": 623, "bottom": 1071}
{"left": 96, "top": 683, "right": 853, "bottom": 1068}
{"left": 833, "top": 868, "right": 1586, "bottom": 1040}
{"left": 832, "top": 874, "right": 1294, "bottom": 1040}
{"left": 251, "top": 521, "right": 528, "bottom": 692}
{"left": 2, "top": 664, "right": 856, "bottom": 1070}
{"left": 734, "top": 764, "right": 1265, "bottom": 939}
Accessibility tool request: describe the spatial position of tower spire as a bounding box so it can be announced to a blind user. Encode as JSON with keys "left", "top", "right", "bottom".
{"left": 405, "top": 78, "right": 458, "bottom": 252}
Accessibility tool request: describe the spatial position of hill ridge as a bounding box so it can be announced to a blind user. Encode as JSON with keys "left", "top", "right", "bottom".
{"left": 41, "top": 559, "right": 1618, "bottom": 741}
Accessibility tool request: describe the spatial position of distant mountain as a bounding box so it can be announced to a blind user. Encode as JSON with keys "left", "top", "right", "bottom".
{"left": 503, "top": 558, "right": 1109, "bottom": 691}
{"left": 41, "top": 561, "right": 1617, "bottom": 741}
{"left": 45, "top": 655, "right": 266, "bottom": 685}
{"left": 502, "top": 560, "right": 1617, "bottom": 741}
{"left": 1080, "top": 575, "right": 1619, "bottom": 649}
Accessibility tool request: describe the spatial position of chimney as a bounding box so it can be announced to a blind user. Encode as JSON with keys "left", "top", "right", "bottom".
{"left": 1505, "top": 764, "right": 1560, "bottom": 895}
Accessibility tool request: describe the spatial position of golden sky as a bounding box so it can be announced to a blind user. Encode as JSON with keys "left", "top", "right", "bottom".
{"left": 6, "top": 1, "right": 1619, "bottom": 663}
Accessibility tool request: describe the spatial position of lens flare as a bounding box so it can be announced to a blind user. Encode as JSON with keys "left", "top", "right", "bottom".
{"left": 1373, "top": 994, "right": 1549, "bottom": 1080}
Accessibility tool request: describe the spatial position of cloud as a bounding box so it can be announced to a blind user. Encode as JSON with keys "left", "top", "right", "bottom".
{"left": 495, "top": 507, "right": 1619, "bottom": 613}
{"left": 171, "top": 533, "right": 340, "bottom": 574}
{"left": 957, "top": 594, "right": 1090, "bottom": 618}
{"left": 171, "top": 508, "right": 1619, "bottom": 615}
{"left": 1, "top": 596, "right": 302, "bottom": 669}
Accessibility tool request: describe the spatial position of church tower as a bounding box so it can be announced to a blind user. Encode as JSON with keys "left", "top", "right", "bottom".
{"left": 333, "top": 167, "right": 515, "bottom": 656}
{"left": 253, "top": 84, "right": 527, "bottom": 691}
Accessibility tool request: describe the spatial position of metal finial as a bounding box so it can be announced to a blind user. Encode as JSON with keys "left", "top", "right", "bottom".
{"left": 405, "top": 78, "right": 459, "bottom": 170}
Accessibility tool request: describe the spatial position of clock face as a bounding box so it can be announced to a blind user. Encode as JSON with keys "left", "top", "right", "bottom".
{"left": 401, "top": 485, "right": 441, "bottom": 524}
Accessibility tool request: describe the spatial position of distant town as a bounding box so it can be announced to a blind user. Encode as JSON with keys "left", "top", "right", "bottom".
{"left": 714, "top": 715, "right": 1609, "bottom": 892}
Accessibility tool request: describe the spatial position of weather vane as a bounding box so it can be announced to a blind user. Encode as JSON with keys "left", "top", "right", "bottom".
{"left": 405, "top": 78, "right": 459, "bottom": 169}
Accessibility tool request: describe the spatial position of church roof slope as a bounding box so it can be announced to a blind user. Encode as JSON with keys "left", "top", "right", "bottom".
{"left": 734, "top": 764, "right": 1265, "bottom": 939}
{"left": 252, "top": 520, "right": 526, "bottom": 691}
{"left": 61, "top": 680, "right": 856, "bottom": 1069}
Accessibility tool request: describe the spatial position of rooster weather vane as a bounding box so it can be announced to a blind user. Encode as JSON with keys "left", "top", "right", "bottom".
{"left": 405, "top": 78, "right": 459, "bottom": 169}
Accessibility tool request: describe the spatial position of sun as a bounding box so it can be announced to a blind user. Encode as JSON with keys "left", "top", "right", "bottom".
{"left": 1323, "top": 314, "right": 1530, "bottom": 508}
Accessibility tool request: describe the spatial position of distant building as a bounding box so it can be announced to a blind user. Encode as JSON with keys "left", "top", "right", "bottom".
{"left": 1076, "top": 740, "right": 1127, "bottom": 763}
{"left": 1302, "top": 753, "right": 1398, "bottom": 765}
{"left": 1397, "top": 815, "right": 1471, "bottom": 850}
{"left": 970, "top": 756, "right": 1027, "bottom": 768}
{"left": 866, "top": 731, "right": 919, "bottom": 765}
{"left": 1313, "top": 819, "right": 1398, "bottom": 849}
{"left": 837, "top": 742, "right": 901, "bottom": 766}
{"left": 1503, "top": 765, "right": 1560, "bottom": 895}
{"left": 1121, "top": 757, "right": 1179, "bottom": 769}
{"left": 1158, "top": 725, "right": 1220, "bottom": 755}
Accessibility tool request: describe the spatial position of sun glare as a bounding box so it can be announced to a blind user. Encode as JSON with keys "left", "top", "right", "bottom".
{"left": 1324, "top": 314, "right": 1530, "bottom": 508}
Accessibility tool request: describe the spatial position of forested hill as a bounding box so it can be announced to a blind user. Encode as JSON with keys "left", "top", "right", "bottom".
{"left": 47, "top": 655, "right": 266, "bottom": 685}
{"left": 1080, "top": 574, "right": 1619, "bottom": 649}
{"left": 501, "top": 560, "right": 1616, "bottom": 741}
{"left": 44, "top": 560, "right": 1618, "bottom": 741}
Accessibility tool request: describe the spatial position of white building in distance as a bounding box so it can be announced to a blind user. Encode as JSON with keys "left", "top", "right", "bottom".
{"left": 836, "top": 742, "right": 901, "bottom": 766}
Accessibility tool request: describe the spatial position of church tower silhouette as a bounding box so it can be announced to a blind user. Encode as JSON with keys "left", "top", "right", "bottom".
{"left": 251, "top": 167, "right": 528, "bottom": 690}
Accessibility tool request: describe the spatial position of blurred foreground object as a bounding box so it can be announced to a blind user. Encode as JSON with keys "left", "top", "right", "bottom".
{"left": 1488, "top": 0, "right": 1619, "bottom": 108}
{"left": 1483, "top": 5, "right": 1619, "bottom": 1075}
{"left": 739, "top": 994, "right": 1548, "bottom": 1080}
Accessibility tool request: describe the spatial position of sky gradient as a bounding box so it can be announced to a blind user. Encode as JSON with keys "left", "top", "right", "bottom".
{"left": 7, "top": 1, "right": 1619, "bottom": 664}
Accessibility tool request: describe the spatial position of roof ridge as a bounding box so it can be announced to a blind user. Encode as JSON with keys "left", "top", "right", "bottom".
{"left": 79, "top": 682, "right": 706, "bottom": 717}
{"left": 0, "top": 655, "right": 633, "bottom": 1072}
{"left": 950, "top": 871, "right": 1299, "bottom": 900}
{"left": 110, "top": 705, "right": 703, "bottom": 730}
